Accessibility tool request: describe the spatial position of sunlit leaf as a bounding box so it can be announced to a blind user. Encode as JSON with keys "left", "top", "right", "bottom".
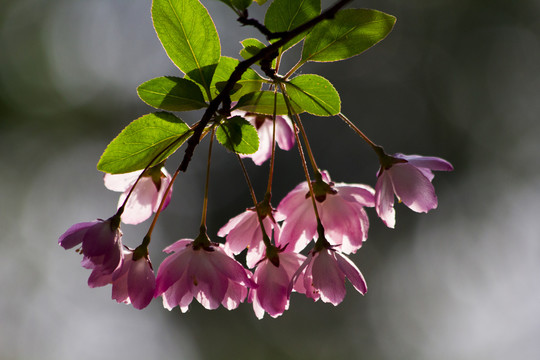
{"left": 301, "top": 9, "right": 396, "bottom": 63}
{"left": 152, "top": 0, "right": 220, "bottom": 93}
{"left": 286, "top": 74, "right": 340, "bottom": 116}
{"left": 265, "top": 0, "right": 320, "bottom": 52}
{"left": 235, "top": 91, "right": 303, "bottom": 115}
{"left": 216, "top": 116, "right": 259, "bottom": 154}
{"left": 97, "top": 112, "right": 192, "bottom": 174}
{"left": 137, "top": 76, "right": 207, "bottom": 111}
{"left": 205, "top": 56, "right": 264, "bottom": 101}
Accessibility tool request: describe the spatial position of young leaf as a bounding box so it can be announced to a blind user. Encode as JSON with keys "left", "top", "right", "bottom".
{"left": 239, "top": 38, "right": 276, "bottom": 67}
{"left": 301, "top": 9, "right": 396, "bottom": 63}
{"left": 137, "top": 76, "right": 207, "bottom": 111}
{"left": 216, "top": 116, "right": 259, "bottom": 154}
{"left": 235, "top": 91, "right": 303, "bottom": 115}
{"left": 285, "top": 74, "right": 340, "bottom": 116}
{"left": 264, "top": 0, "right": 320, "bottom": 52}
{"left": 152, "top": 0, "right": 220, "bottom": 93}
{"left": 206, "top": 56, "right": 264, "bottom": 101}
{"left": 97, "top": 112, "right": 192, "bottom": 174}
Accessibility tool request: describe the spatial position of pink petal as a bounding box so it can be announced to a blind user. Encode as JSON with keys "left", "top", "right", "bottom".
{"left": 58, "top": 221, "right": 97, "bottom": 249}
{"left": 310, "top": 250, "right": 346, "bottom": 305}
{"left": 188, "top": 250, "right": 228, "bottom": 310}
{"left": 128, "top": 257, "right": 156, "bottom": 309}
{"left": 221, "top": 280, "right": 248, "bottom": 310}
{"left": 118, "top": 177, "right": 156, "bottom": 225}
{"left": 255, "top": 260, "right": 290, "bottom": 318}
{"left": 335, "top": 252, "right": 367, "bottom": 295}
{"left": 375, "top": 172, "right": 396, "bottom": 228}
{"left": 155, "top": 247, "right": 192, "bottom": 295}
{"left": 389, "top": 163, "right": 438, "bottom": 213}
{"left": 396, "top": 154, "right": 454, "bottom": 172}
{"left": 274, "top": 115, "right": 295, "bottom": 151}
{"left": 153, "top": 169, "right": 173, "bottom": 213}
{"left": 103, "top": 171, "right": 140, "bottom": 192}
{"left": 334, "top": 184, "right": 375, "bottom": 207}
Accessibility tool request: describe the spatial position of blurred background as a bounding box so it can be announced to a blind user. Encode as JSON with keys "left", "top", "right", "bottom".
{"left": 1, "top": 0, "right": 539, "bottom": 359}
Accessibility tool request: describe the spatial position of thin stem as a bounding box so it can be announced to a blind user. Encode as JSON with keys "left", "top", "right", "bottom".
{"left": 235, "top": 154, "right": 273, "bottom": 249}
{"left": 279, "top": 82, "right": 322, "bottom": 223}
{"left": 283, "top": 60, "right": 304, "bottom": 80}
{"left": 293, "top": 112, "right": 320, "bottom": 177}
{"left": 265, "top": 88, "right": 279, "bottom": 196}
{"left": 200, "top": 127, "right": 216, "bottom": 228}
{"left": 338, "top": 113, "right": 381, "bottom": 152}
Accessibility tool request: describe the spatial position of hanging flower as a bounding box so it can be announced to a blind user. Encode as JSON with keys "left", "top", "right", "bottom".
{"left": 296, "top": 245, "right": 367, "bottom": 306}
{"left": 154, "top": 238, "right": 256, "bottom": 312}
{"left": 104, "top": 165, "right": 173, "bottom": 225}
{"left": 231, "top": 110, "right": 295, "bottom": 165}
{"left": 248, "top": 249, "right": 307, "bottom": 319}
{"left": 59, "top": 215, "right": 123, "bottom": 276}
{"left": 375, "top": 153, "right": 454, "bottom": 228}
{"left": 218, "top": 201, "right": 280, "bottom": 268}
{"left": 277, "top": 171, "right": 375, "bottom": 254}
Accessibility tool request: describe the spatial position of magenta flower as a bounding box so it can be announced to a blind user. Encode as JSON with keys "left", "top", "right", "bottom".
{"left": 375, "top": 153, "right": 454, "bottom": 228}
{"left": 248, "top": 250, "right": 306, "bottom": 319}
{"left": 231, "top": 110, "right": 295, "bottom": 165}
{"left": 109, "top": 250, "right": 156, "bottom": 309}
{"left": 154, "top": 239, "right": 255, "bottom": 312}
{"left": 59, "top": 216, "right": 123, "bottom": 275}
{"left": 297, "top": 247, "right": 367, "bottom": 305}
{"left": 218, "top": 207, "right": 280, "bottom": 268}
{"left": 104, "top": 166, "right": 173, "bottom": 225}
{"left": 277, "top": 171, "right": 375, "bottom": 254}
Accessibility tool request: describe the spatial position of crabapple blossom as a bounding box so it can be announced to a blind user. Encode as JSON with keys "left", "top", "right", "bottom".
{"left": 231, "top": 110, "right": 295, "bottom": 165}
{"left": 109, "top": 250, "right": 156, "bottom": 309}
{"left": 277, "top": 171, "right": 375, "bottom": 254}
{"left": 218, "top": 204, "right": 280, "bottom": 268}
{"left": 104, "top": 165, "right": 173, "bottom": 225}
{"left": 297, "top": 246, "right": 367, "bottom": 305}
{"left": 248, "top": 249, "right": 307, "bottom": 319}
{"left": 375, "top": 153, "right": 454, "bottom": 228}
{"left": 58, "top": 216, "right": 123, "bottom": 276}
{"left": 154, "top": 238, "right": 255, "bottom": 312}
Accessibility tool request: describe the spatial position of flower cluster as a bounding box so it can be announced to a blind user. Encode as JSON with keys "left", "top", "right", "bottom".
{"left": 57, "top": 0, "right": 452, "bottom": 319}
{"left": 59, "top": 118, "right": 452, "bottom": 317}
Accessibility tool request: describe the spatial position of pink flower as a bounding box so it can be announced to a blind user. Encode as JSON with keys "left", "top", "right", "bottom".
{"left": 277, "top": 171, "right": 375, "bottom": 254}
{"left": 218, "top": 206, "right": 280, "bottom": 269}
{"left": 104, "top": 166, "right": 173, "bottom": 225}
{"left": 154, "top": 239, "right": 255, "bottom": 312}
{"left": 59, "top": 216, "right": 123, "bottom": 275}
{"left": 231, "top": 110, "right": 295, "bottom": 165}
{"left": 83, "top": 248, "right": 156, "bottom": 309}
{"left": 298, "top": 247, "right": 367, "bottom": 305}
{"left": 375, "top": 153, "right": 454, "bottom": 228}
{"left": 109, "top": 250, "right": 156, "bottom": 309}
{"left": 248, "top": 250, "right": 306, "bottom": 319}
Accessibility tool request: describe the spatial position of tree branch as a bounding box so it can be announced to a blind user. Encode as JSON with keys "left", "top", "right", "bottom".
{"left": 178, "top": 0, "right": 353, "bottom": 172}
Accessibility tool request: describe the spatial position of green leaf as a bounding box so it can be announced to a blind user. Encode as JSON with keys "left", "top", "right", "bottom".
{"left": 235, "top": 91, "right": 303, "bottom": 115}
{"left": 301, "top": 9, "right": 396, "bottom": 63}
{"left": 137, "top": 76, "right": 207, "bottom": 111}
{"left": 216, "top": 116, "right": 259, "bottom": 154}
{"left": 286, "top": 74, "right": 340, "bottom": 116}
{"left": 152, "top": 0, "right": 221, "bottom": 93}
{"left": 97, "top": 112, "right": 192, "bottom": 174}
{"left": 254, "top": 0, "right": 267, "bottom": 4}
{"left": 205, "top": 56, "right": 264, "bottom": 101}
{"left": 265, "top": 0, "right": 320, "bottom": 52}
{"left": 239, "top": 38, "right": 276, "bottom": 67}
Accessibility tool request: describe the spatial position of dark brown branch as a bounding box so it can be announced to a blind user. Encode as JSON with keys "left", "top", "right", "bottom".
{"left": 178, "top": 0, "right": 353, "bottom": 173}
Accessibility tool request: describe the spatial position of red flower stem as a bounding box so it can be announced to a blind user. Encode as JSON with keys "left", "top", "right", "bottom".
{"left": 235, "top": 154, "right": 273, "bottom": 249}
